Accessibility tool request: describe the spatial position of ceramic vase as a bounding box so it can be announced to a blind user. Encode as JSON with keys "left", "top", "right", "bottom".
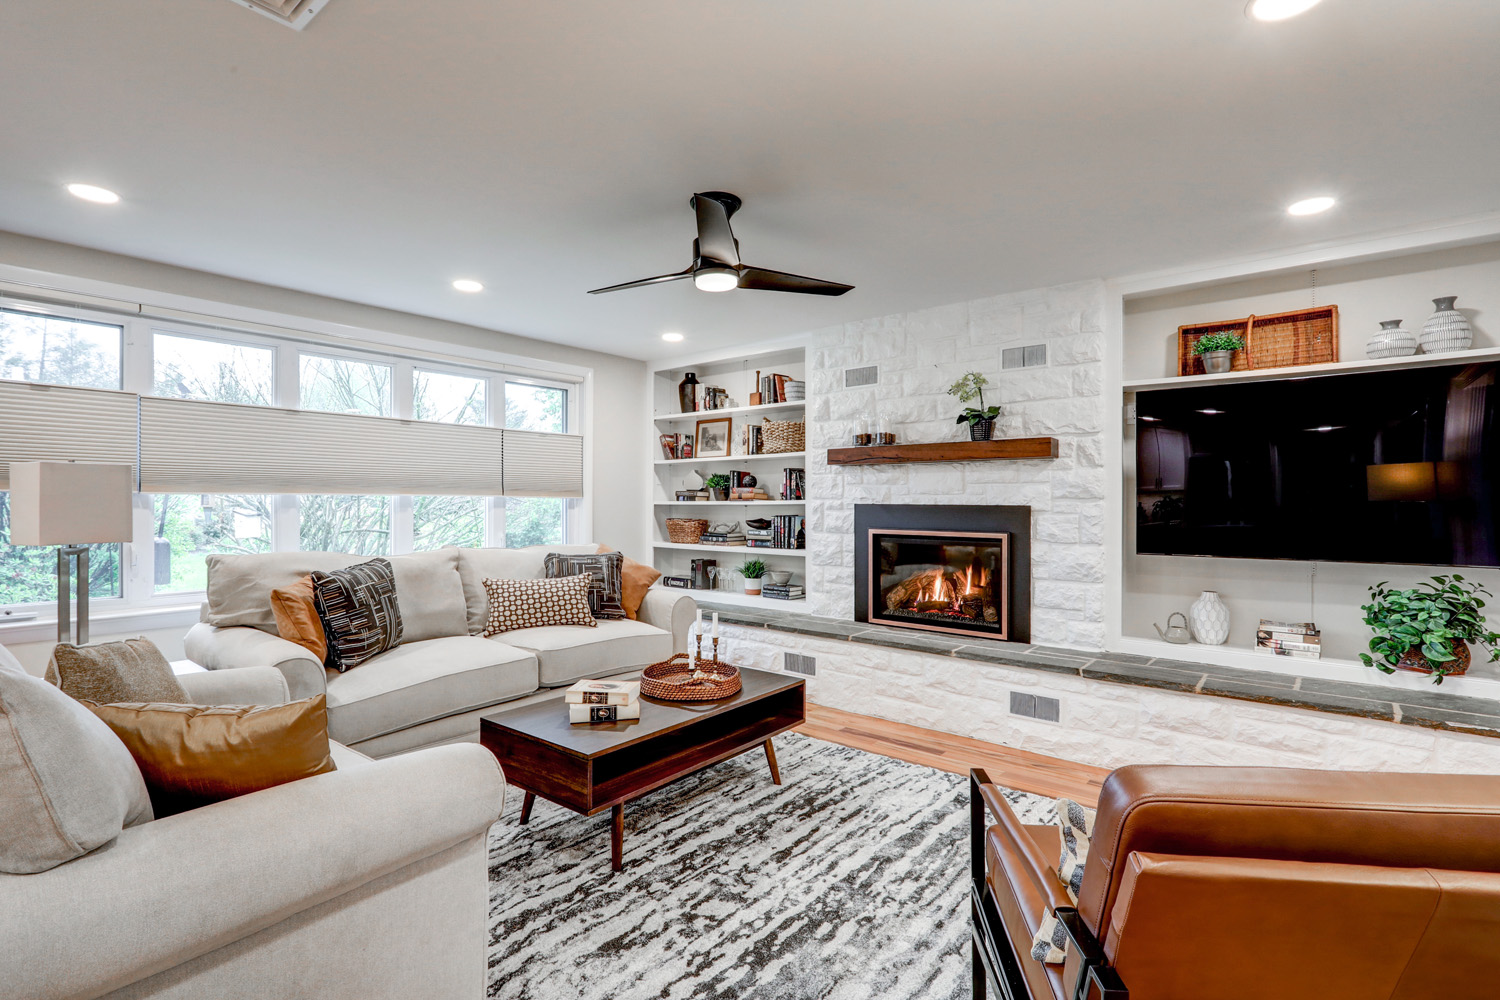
{"left": 1189, "top": 590, "right": 1230, "bottom": 645}
{"left": 1366, "top": 320, "right": 1417, "bottom": 359}
{"left": 677, "top": 372, "right": 699, "bottom": 413}
{"left": 743, "top": 576, "right": 762, "bottom": 596}
{"left": 1420, "top": 297, "right": 1472, "bottom": 354}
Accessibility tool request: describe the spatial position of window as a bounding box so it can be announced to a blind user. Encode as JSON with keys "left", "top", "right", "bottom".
{"left": 299, "top": 354, "right": 391, "bottom": 416}
{"left": 300, "top": 495, "right": 392, "bottom": 555}
{"left": 503, "top": 497, "right": 564, "bottom": 548}
{"left": 153, "top": 331, "right": 274, "bottom": 405}
{"left": 414, "top": 369, "right": 486, "bottom": 425}
{"left": 414, "top": 495, "right": 486, "bottom": 550}
{"left": 502, "top": 380, "right": 569, "bottom": 547}
{"left": 505, "top": 380, "right": 567, "bottom": 433}
{"left": 0, "top": 493, "right": 121, "bottom": 606}
{"left": 0, "top": 307, "right": 121, "bottom": 389}
{"left": 152, "top": 495, "right": 271, "bottom": 594}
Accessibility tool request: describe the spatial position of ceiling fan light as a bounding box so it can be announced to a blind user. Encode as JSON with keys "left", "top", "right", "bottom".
{"left": 693, "top": 267, "right": 738, "bottom": 293}
{"left": 1248, "top": 0, "right": 1322, "bottom": 20}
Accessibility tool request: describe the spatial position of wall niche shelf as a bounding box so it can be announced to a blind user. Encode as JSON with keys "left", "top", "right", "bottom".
{"left": 1123, "top": 343, "right": 1500, "bottom": 393}
{"left": 653, "top": 401, "right": 804, "bottom": 424}
{"left": 827, "top": 438, "right": 1059, "bottom": 466}
{"left": 655, "top": 451, "right": 805, "bottom": 467}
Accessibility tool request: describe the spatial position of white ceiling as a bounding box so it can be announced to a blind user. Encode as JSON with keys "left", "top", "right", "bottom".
{"left": 1, "top": 1, "right": 1497, "bottom": 360}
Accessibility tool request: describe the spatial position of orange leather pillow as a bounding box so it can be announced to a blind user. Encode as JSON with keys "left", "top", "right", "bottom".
{"left": 86, "top": 696, "right": 336, "bottom": 817}
{"left": 597, "top": 545, "right": 662, "bottom": 620}
{"left": 270, "top": 575, "right": 328, "bottom": 662}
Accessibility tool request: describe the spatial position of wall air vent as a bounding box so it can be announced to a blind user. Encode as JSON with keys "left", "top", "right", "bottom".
{"left": 844, "top": 365, "right": 879, "bottom": 388}
{"left": 784, "top": 652, "right": 817, "bottom": 676}
{"left": 228, "top": 0, "right": 328, "bottom": 30}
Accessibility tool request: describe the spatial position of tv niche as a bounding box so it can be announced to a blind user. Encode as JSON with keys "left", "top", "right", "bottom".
{"left": 1135, "top": 360, "right": 1499, "bottom": 568}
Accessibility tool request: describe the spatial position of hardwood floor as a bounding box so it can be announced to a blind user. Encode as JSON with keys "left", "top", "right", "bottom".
{"left": 796, "top": 703, "right": 1109, "bottom": 805}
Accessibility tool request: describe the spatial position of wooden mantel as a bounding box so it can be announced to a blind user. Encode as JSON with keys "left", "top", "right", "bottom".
{"left": 826, "top": 438, "right": 1059, "bottom": 466}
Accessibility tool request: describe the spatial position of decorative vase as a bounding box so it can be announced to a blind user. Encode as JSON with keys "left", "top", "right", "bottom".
{"left": 677, "top": 372, "right": 700, "bottom": 413}
{"left": 743, "top": 576, "right": 762, "bottom": 596}
{"left": 1420, "top": 297, "right": 1473, "bottom": 354}
{"left": 969, "top": 418, "right": 995, "bottom": 441}
{"left": 1396, "top": 639, "right": 1471, "bottom": 677}
{"left": 1188, "top": 590, "right": 1230, "bottom": 645}
{"left": 1366, "top": 320, "right": 1417, "bottom": 359}
{"left": 1200, "top": 350, "right": 1234, "bottom": 375}
{"left": 710, "top": 487, "right": 728, "bottom": 501}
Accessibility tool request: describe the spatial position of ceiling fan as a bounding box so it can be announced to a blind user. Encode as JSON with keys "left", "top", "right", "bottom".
{"left": 587, "top": 191, "right": 854, "bottom": 297}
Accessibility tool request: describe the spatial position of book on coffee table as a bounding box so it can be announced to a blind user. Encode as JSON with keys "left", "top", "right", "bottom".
{"left": 569, "top": 703, "right": 642, "bottom": 723}
{"left": 565, "top": 679, "right": 641, "bottom": 705}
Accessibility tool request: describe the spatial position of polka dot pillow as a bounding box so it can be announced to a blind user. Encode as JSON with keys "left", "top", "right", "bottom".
{"left": 482, "top": 575, "right": 598, "bottom": 635}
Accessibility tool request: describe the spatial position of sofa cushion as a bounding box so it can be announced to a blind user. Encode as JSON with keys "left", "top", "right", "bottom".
{"left": 324, "top": 636, "right": 539, "bottom": 745}
{"left": 45, "top": 637, "right": 188, "bottom": 705}
{"left": 205, "top": 551, "right": 362, "bottom": 630}
{"left": 455, "top": 544, "right": 600, "bottom": 634}
{"left": 497, "top": 618, "right": 673, "bottom": 687}
{"left": 312, "top": 559, "right": 404, "bottom": 672}
{"left": 386, "top": 549, "right": 468, "bottom": 642}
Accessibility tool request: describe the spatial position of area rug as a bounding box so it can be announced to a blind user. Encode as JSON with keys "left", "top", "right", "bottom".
{"left": 487, "top": 732, "right": 1055, "bottom": 1000}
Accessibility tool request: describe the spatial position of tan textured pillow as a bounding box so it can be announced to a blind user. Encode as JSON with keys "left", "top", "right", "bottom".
{"left": 270, "top": 575, "right": 328, "bottom": 662}
{"left": 46, "top": 637, "right": 188, "bottom": 705}
{"left": 482, "top": 575, "right": 597, "bottom": 635}
{"left": 597, "top": 545, "right": 663, "bottom": 620}
{"left": 86, "top": 695, "right": 337, "bottom": 817}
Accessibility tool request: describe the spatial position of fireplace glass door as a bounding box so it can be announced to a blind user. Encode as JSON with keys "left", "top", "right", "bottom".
{"left": 868, "top": 530, "right": 1009, "bottom": 639}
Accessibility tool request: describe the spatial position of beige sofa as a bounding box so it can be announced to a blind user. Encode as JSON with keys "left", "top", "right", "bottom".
{"left": 184, "top": 544, "right": 696, "bottom": 757}
{"left": 0, "top": 665, "right": 505, "bottom": 1000}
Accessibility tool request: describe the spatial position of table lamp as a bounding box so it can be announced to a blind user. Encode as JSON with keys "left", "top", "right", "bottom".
{"left": 7, "top": 461, "right": 134, "bottom": 645}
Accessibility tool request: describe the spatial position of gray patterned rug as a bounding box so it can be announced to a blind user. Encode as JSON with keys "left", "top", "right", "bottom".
{"left": 487, "top": 732, "right": 1054, "bottom": 1000}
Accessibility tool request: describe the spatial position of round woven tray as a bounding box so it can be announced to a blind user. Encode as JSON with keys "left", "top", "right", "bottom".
{"left": 641, "top": 654, "right": 742, "bottom": 701}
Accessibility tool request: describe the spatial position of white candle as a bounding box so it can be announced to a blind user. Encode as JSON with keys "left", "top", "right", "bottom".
{"left": 712, "top": 612, "right": 720, "bottom": 639}
{"left": 696, "top": 608, "right": 704, "bottom": 629}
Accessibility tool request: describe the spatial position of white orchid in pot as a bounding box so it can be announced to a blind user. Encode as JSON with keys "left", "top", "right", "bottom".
{"left": 948, "top": 372, "right": 1001, "bottom": 441}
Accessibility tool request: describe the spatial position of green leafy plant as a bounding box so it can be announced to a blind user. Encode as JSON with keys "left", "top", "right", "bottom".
{"left": 1191, "top": 331, "right": 1245, "bottom": 355}
{"left": 1359, "top": 575, "right": 1500, "bottom": 684}
{"left": 947, "top": 371, "right": 1001, "bottom": 427}
{"left": 738, "top": 559, "right": 767, "bottom": 579}
{"left": 703, "top": 474, "right": 730, "bottom": 490}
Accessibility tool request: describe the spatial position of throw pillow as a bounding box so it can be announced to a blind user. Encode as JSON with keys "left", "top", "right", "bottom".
{"left": 482, "top": 575, "right": 597, "bottom": 635}
{"left": 311, "top": 558, "right": 404, "bottom": 672}
{"left": 270, "top": 575, "right": 329, "bottom": 662}
{"left": 45, "top": 637, "right": 188, "bottom": 705}
{"left": 0, "top": 655, "right": 153, "bottom": 874}
{"left": 544, "top": 551, "right": 627, "bottom": 620}
{"left": 596, "top": 545, "right": 663, "bottom": 620}
{"left": 87, "top": 695, "right": 337, "bottom": 818}
{"left": 1031, "top": 798, "right": 1098, "bottom": 964}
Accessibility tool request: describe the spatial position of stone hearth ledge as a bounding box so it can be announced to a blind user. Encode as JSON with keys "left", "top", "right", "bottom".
{"left": 700, "top": 603, "right": 1500, "bottom": 740}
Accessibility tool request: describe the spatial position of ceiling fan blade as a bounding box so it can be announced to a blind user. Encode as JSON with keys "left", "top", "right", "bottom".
{"left": 587, "top": 267, "right": 693, "bottom": 295}
{"left": 692, "top": 193, "right": 741, "bottom": 266}
{"left": 737, "top": 266, "right": 854, "bottom": 296}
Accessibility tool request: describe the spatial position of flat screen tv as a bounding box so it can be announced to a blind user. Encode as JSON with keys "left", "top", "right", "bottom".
{"left": 1135, "top": 360, "right": 1499, "bottom": 567}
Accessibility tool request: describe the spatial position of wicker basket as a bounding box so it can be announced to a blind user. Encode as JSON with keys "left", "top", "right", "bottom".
{"left": 761, "top": 418, "right": 805, "bottom": 454}
{"left": 665, "top": 518, "right": 709, "bottom": 544}
{"left": 1177, "top": 306, "right": 1339, "bottom": 376}
{"left": 641, "top": 654, "right": 742, "bottom": 701}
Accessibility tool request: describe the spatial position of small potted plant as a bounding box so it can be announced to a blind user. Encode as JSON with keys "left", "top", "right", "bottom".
{"left": 704, "top": 473, "right": 730, "bottom": 501}
{"left": 739, "top": 558, "right": 767, "bottom": 596}
{"left": 1192, "top": 330, "right": 1246, "bottom": 375}
{"left": 948, "top": 372, "right": 1002, "bottom": 441}
{"left": 1359, "top": 575, "right": 1500, "bottom": 684}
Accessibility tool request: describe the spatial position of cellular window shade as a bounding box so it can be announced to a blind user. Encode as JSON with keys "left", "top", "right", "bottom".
{"left": 139, "top": 397, "right": 506, "bottom": 496}
{"left": 0, "top": 380, "right": 138, "bottom": 490}
{"left": 502, "top": 429, "right": 584, "bottom": 498}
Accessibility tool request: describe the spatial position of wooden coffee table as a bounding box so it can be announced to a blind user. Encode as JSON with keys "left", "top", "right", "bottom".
{"left": 480, "top": 667, "right": 805, "bottom": 872}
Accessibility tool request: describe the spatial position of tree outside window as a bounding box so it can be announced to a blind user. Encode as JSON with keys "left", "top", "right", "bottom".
{"left": 153, "top": 331, "right": 273, "bottom": 405}
{"left": 414, "top": 370, "right": 485, "bottom": 425}
{"left": 300, "top": 354, "right": 391, "bottom": 416}
{"left": 300, "top": 495, "right": 392, "bottom": 554}
{"left": 153, "top": 495, "right": 271, "bottom": 593}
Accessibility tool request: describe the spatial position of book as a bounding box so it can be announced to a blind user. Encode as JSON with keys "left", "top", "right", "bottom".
{"left": 1257, "top": 619, "right": 1318, "bottom": 636}
{"left": 662, "top": 576, "right": 693, "bottom": 588}
{"left": 569, "top": 703, "right": 642, "bottom": 724}
{"left": 564, "top": 679, "right": 641, "bottom": 706}
{"left": 1256, "top": 646, "right": 1321, "bottom": 660}
{"left": 1257, "top": 629, "right": 1321, "bottom": 646}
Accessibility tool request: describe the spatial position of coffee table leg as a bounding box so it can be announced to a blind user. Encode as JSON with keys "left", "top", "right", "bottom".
{"left": 764, "top": 738, "right": 782, "bottom": 785}
{"left": 611, "top": 804, "right": 624, "bottom": 872}
{"left": 519, "top": 791, "right": 535, "bottom": 824}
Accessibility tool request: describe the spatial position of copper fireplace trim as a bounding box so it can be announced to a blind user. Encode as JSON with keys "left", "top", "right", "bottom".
{"left": 866, "top": 528, "right": 1010, "bottom": 642}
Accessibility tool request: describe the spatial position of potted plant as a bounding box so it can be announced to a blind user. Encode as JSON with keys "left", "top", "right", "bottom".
{"left": 948, "top": 372, "right": 1002, "bottom": 441}
{"left": 739, "top": 558, "right": 767, "bottom": 596}
{"left": 704, "top": 473, "right": 730, "bottom": 501}
{"left": 1359, "top": 575, "right": 1500, "bottom": 684}
{"left": 1192, "top": 331, "right": 1246, "bottom": 374}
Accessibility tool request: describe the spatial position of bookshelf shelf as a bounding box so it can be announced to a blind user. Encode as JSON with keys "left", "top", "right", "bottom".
{"left": 653, "top": 542, "right": 806, "bottom": 557}
{"left": 653, "top": 401, "right": 804, "bottom": 424}
{"left": 653, "top": 500, "right": 805, "bottom": 507}
{"left": 654, "top": 451, "right": 805, "bottom": 467}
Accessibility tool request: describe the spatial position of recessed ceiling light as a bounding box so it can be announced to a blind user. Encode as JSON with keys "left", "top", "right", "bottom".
{"left": 661, "top": 332, "right": 684, "bottom": 343}
{"left": 1196, "top": 408, "right": 1226, "bottom": 415}
{"left": 692, "top": 268, "right": 739, "bottom": 293}
{"left": 1287, "top": 196, "right": 1336, "bottom": 216}
{"left": 1248, "top": 0, "right": 1323, "bottom": 21}
{"left": 1305, "top": 425, "right": 1344, "bottom": 432}
{"left": 66, "top": 183, "right": 120, "bottom": 204}
{"left": 451, "top": 279, "right": 484, "bottom": 293}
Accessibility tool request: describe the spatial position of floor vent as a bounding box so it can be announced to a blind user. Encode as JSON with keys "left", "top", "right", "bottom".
{"left": 784, "top": 652, "right": 817, "bottom": 676}
{"left": 1010, "top": 692, "right": 1060, "bottom": 721}
{"left": 844, "top": 365, "right": 879, "bottom": 388}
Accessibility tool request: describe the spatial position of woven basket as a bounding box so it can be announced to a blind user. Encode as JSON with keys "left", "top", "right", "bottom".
{"left": 665, "top": 518, "right": 709, "bottom": 544}
{"left": 762, "top": 418, "right": 805, "bottom": 454}
{"left": 640, "top": 654, "right": 742, "bottom": 701}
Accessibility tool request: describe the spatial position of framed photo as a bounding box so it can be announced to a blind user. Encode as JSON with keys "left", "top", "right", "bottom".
{"left": 694, "top": 417, "right": 732, "bottom": 459}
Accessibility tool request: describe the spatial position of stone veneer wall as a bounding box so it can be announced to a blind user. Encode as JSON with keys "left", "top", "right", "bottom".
{"left": 804, "top": 279, "right": 1107, "bottom": 648}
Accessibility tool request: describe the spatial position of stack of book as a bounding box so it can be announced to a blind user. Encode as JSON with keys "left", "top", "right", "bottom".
{"left": 759, "top": 373, "right": 794, "bottom": 403}
{"left": 675, "top": 489, "right": 710, "bottom": 501}
{"left": 781, "top": 468, "right": 805, "bottom": 500}
{"left": 566, "top": 679, "right": 641, "bottom": 724}
{"left": 730, "top": 487, "right": 771, "bottom": 501}
{"left": 762, "top": 581, "right": 805, "bottom": 601}
{"left": 745, "top": 522, "right": 773, "bottom": 546}
{"left": 1255, "top": 619, "right": 1321, "bottom": 659}
{"left": 662, "top": 575, "right": 693, "bottom": 589}
{"left": 747, "top": 514, "right": 805, "bottom": 549}
{"left": 700, "top": 386, "right": 730, "bottom": 409}
{"left": 742, "top": 425, "right": 763, "bottom": 454}
{"left": 699, "top": 526, "right": 746, "bottom": 546}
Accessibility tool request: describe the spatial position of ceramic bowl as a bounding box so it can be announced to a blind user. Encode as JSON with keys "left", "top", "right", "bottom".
{"left": 764, "top": 571, "right": 792, "bottom": 586}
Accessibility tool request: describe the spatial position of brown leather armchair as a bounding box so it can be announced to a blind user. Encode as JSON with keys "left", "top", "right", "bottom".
{"left": 971, "top": 765, "right": 1500, "bottom": 1000}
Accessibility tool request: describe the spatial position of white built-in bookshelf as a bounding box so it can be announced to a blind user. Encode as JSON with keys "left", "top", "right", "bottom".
{"left": 647, "top": 342, "right": 808, "bottom": 610}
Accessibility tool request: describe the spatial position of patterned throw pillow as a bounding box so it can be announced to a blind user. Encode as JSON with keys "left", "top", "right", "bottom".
{"left": 543, "top": 552, "right": 626, "bottom": 620}
{"left": 1031, "top": 798, "right": 1097, "bottom": 964}
{"left": 310, "top": 558, "right": 403, "bottom": 672}
{"left": 482, "top": 575, "right": 597, "bottom": 635}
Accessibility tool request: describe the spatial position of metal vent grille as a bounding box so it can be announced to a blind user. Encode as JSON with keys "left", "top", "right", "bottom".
{"left": 228, "top": 0, "right": 328, "bottom": 30}
{"left": 784, "top": 652, "right": 817, "bottom": 676}
{"left": 844, "top": 365, "right": 879, "bottom": 388}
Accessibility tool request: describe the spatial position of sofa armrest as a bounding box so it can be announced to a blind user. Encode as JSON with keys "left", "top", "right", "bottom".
{"left": 638, "top": 588, "right": 697, "bottom": 653}
{"left": 0, "top": 743, "right": 504, "bottom": 1000}
{"left": 177, "top": 665, "right": 290, "bottom": 706}
{"left": 183, "top": 622, "right": 326, "bottom": 701}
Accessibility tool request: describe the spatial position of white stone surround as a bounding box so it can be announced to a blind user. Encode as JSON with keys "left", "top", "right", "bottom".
{"left": 804, "top": 279, "right": 1107, "bottom": 647}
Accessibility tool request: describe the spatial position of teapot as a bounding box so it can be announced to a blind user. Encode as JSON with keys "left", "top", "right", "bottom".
{"left": 1153, "top": 612, "right": 1191, "bottom": 644}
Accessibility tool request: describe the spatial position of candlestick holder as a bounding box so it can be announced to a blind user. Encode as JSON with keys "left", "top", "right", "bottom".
{"left": 711, "top": 636, "right": 720, "bottom": 664}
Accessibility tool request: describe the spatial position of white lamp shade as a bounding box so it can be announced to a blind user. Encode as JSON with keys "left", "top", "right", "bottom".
{"left": 7, "top": 462, "right": 134, "bottom": 545}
